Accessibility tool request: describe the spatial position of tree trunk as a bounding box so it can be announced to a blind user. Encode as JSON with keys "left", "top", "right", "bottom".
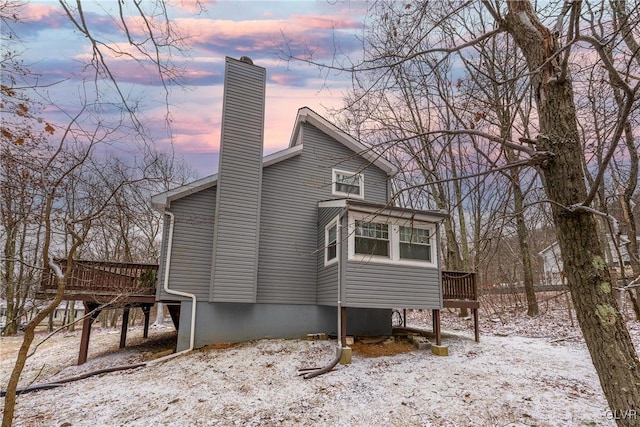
{"left": 2, "top": 228, "right": 18, "bottom": 336}
{"left": 513, "top": 181, "right": 538, "bottom": 316}
{"left": 449, "top": 141, "right": 471, "bottom": 317}
{"left": 506, "top": 2, "right": 640, "bottom": 422}
{"left": 68, "top": 300, "right": 76, "bottom": 332}
{"left": 2, "top": 276, "right": 65, "bottom": 427}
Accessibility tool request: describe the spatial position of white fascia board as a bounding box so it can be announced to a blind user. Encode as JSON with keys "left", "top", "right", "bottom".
{"left": 317, "top": 199, "right": 348, "bottom": 209}
{"left": 151, "top": 145, "right": 303, "bottom": 210}
{"left": 317, "top": 199, "right": 446, "bottom": 223}
{"left": 346, "top": 202, "right": 447, "bottom": 223}
{"left": 292, "top": 107, "right": 398, "bottom": 176}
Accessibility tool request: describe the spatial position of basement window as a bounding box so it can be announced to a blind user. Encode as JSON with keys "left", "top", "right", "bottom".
{"left": 332, "top": 169, "right": 364, "bottom": 199}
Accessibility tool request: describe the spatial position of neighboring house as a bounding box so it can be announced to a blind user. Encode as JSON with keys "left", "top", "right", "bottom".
{"left": 539, "top": 235, "right": 639, "bottom": 286}
{"left": 152, "top": 57, "right": 451, "bottom": 351}
{"left": 538, "top": 242, "right": 565, "bottom": 287}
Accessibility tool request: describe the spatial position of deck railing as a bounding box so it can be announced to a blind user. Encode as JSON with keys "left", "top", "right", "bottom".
{"left": 442, "top": 270, "right": 477, "bottom": 301}
{"left": 41, "top": 259, "right": 158, "bottom": 297}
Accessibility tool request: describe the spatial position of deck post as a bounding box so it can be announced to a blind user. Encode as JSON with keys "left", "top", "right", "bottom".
{"left": 78, "top": 302, "right": 101, "bottom": 365}
{"left": 340, "top": 307, "right": 347, "bottom": 346}
{"left": 433, "top": 309, "right": 442, "bottom": 346}
{"left": 120, "top": 307, "right": 130, "bottom": 349}
{"left": 142, "top": 304, "right": 151, "bottom": 338}
{"left": 473, "top": 308, "right": 480, "bottom": 342}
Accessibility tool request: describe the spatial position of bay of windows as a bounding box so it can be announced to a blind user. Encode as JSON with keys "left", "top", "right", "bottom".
{"left": 349, "top": 215, "right": 435, "bottom": 266}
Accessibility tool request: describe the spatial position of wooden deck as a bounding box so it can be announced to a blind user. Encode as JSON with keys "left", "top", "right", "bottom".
{"left": 436, "top": 270, "right": 480, "bottom": 345}
{"left": 39, "top": 259, "right": 160, "bottom": 364}
{"left": 40, "top": 259, "right": 158, "bottom": 304}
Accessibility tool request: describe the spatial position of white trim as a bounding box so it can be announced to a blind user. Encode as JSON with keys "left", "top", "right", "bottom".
{"left": 347, "top": 203, "right": 447, "bottom": 223}
{"left": 332, "top": 168, "right": 364, "bottom": 200}
{"left": 347, "top": 211, "right": 438, "bottom": 268}
{"left": 324, "top": 216, "right": 340, "bottom": 267}
{"left": 317, "top": 199, "right": 447, "bottom": 222}
{"left": 317, "top": 199, "right": 348, "bottom": 209}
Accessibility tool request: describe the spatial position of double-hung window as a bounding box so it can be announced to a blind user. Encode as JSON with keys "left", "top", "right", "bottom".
{"left": 399, "top": 226, "right": 431, "bottom": 262}
{"left": 354, "top": 220, "right": 389, "bottom": 257}
{"left": 332, "top": 169, "right": 363, "bottom": 199}
{"left": 325, "top": 221, "right": 338, "bottom": 265}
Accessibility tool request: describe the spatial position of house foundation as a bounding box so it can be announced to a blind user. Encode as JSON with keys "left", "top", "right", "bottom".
{"left": 174, "top": 301, "right": 392, "bottom": 351}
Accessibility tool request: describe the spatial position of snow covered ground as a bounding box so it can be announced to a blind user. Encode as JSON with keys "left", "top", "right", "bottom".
{"left": 1, "top": 302, "right": 638, "bottom": 426}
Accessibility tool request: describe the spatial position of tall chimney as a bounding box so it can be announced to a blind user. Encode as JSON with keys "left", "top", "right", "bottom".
{"left": 210, "top": 57, "right": 266, "bottom": 302}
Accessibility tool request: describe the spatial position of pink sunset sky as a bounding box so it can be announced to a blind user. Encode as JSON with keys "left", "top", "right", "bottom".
{"left": 10, "top": 1, "right": 370, "bottom": 176}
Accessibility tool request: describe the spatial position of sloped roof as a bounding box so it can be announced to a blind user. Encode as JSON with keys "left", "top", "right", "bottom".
{"left": 317, "top": 199, "right": 447, "bottom": 223}
{"left": 290, "top": 107, "right": 397, "bottom": 175}
{"left": 152, "top": 107, "right": 398, "bottom": 209}
{"left": 151, "top": 145, "right": 302, "bottom": 209}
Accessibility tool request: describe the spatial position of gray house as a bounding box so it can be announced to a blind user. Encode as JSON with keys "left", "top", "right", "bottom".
{"left": 152, "top": 57, "right": 450, "bottom": 351}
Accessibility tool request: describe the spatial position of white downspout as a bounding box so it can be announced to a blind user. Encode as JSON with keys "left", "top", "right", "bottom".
{"left": 300, "top": 209, "right": 347, "bottom": 379}
{"left": 149, "top": 211, "right": 197, "bottom": 364}
{"left": 336, "top": 215, "right": 343, "bottom": 352}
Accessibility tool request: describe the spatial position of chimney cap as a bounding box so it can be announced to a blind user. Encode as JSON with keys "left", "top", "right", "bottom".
{"left": 239, "top": 56, "right": 254, "bottom": 65}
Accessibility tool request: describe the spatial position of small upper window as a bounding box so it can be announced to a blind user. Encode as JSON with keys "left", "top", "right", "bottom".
{"left": 399, "top": 226, "right": 431, "bottom": 261}
{"left": 332, "top": 169, "right": 363, "bottom": 198}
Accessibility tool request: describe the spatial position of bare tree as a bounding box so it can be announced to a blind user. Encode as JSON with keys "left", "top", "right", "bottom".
{"left": 284, "top": 0, "right": 639, "bottom": 420}
{"left": 499, "top": 1, "right": 640, "bottom": 417}
{"left": 453, "top": 16, "right": 541, "bottom": 315}
{"left": 2, "top": 92, "right": 132, "bottom": 425}
{"left": 1, "top": 8, "right": 53, "bottom": 336}
{"left": 1, "top": 1, "right": 197, "bottom": 425}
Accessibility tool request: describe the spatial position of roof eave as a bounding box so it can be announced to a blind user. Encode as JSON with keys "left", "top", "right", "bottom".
{"left": 318, "top": 199, "right": 448, "bottom": 223}
{"left": 292, "top": 107, "right": 398, "bottom": 176}
{"left": 151, "top": 145, "right": 304, "bottom": 209}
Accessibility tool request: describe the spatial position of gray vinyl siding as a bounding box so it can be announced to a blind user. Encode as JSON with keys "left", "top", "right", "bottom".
{"left": 344, "top": 262, "right": 442, "bottom": 309}
{"left": 316, "top": 207, "right": 342, "bottom": 305}
{"left": 156, "top": 187, "right": 216, "bottom": 301}
{"left": 256, "top": 123, "right": 389, "bottom": 304}
{"left": 210, "top": 58, "right": 266, "bottom": 303}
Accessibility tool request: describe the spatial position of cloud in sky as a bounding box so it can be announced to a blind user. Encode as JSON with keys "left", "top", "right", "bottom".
{"left": 11, "top": 1, "right": 368, "bottom": 177}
